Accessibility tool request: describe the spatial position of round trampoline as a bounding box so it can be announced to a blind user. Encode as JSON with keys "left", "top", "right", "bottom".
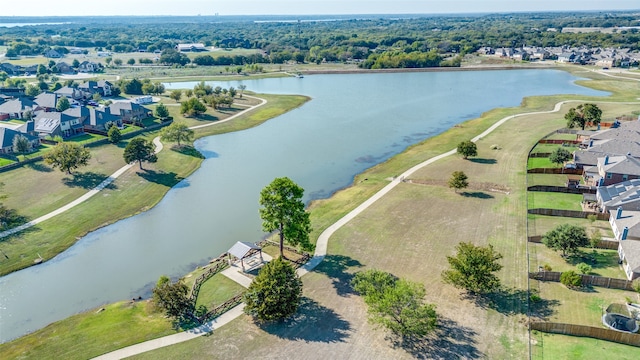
{"left": 602, "top": 313, "right": 639, "bottom": 333}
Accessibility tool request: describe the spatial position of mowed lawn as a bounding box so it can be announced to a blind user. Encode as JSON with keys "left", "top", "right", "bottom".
{"left": 532, "top": 332, "right": 640, "bottom": 360}
{"left": 528, "top": 192, "right": 583, "bottom": 211}
{"left": 132, "top": 94, "right": 587, "bottom": 360}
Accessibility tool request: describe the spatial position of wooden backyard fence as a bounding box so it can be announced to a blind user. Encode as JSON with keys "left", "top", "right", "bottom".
{"left": 527, "top": 168, "right": 583, "bottom": 175}
{"left": 529, "top": 152, "right": 552, "bottom": 158}
{"left": 531, "top": 322, "right": 640, "bottom": 347}
{"left": 188, "top": 254, "right": 229, "bottom": 303}
{"left": 537, "top": 139, "right": 581, "bottom": 145}
{"left": 528, "top": 208, "right": 609, "bottom": 220}
{"left": 527, "top": 185, "right": 595, "bottom": 194}
{"left": 529, "top": 271, "right": 635, "bottom": 291}
{"left": 527, "top": 236, "right": 619, "bottom": 250}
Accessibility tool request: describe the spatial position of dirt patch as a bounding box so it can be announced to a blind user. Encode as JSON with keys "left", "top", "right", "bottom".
{"left": 406, "top": 179, "right": 511, "bottom": 194}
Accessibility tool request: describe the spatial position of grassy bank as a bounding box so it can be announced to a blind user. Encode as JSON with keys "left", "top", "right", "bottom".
{"left": 0, "top": 93, "right": 308, "bottom": 277}
{"left": 3, "top": 69, "right": 639, "bottom": 359}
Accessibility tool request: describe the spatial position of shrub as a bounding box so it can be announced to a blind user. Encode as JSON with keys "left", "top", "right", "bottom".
{"left": 576, "top": 262, "right": 592, "bottom": 275}
{"left": 543, "top": 264, "right": 553, "bottom": 271}
{"left": 633, "top": 279, "right": 640, "bottom": 293}
{"left": 560, "top": 270, "right": 582, "bottom": 288}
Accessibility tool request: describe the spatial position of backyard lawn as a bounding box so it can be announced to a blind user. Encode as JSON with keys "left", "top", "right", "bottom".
{"left": 529, "top": 242, "right": 627, "bottom": 279}
{"left": 532, "top": 332, "right": 640, "bottom": 360}
{"left": 527, "top": 174, "right": 570, "bottom": 187}
{"left": 528, "top": 156, "right": 558, "bottom": 169}
{"left": 528, "top": 192, "right": 583, "bottom": 211}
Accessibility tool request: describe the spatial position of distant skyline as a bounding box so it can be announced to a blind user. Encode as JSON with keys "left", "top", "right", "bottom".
{"left": 1, "top": 0, "right": 639, "bottom": 17}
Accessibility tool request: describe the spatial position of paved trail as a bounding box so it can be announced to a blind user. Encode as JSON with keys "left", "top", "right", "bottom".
{"left": 94, "top": 97, "right": 640, "bottom": 359}
{"left": 0, "top": 95, "right": 266, "bottom": 240}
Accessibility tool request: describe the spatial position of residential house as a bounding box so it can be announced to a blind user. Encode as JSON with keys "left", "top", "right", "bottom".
{"left": 34, "top": 92, "right": 61, "bottom": 112}
{"left": 557, "top": 52, "right": 576, "bottom": 63}
{"left": 609, "top": 208, "right": 640, "bottom": 280}
{"left": 573, "top": 139, "right": 640, "bottom": 169}
{"left": 85, "top": 107, "right": 121, "bottom": 132}
{"left": 33, "top": 108, "right": 85, "bottom": 138}
{"left": 0, "top": 97, "right": 38, "bottom": 120}
{"left": 0, "top": 63, "right": 20, "bottom": 76}
{"left": 55, "top": 61, "right": 75, "bottom": 75}
{"left": 55, "top": 86, "right": 84, "bottom": 101}
{"left": 0, "top": 127, "right": 40, "bottom": 154}
{"left": 597, "top": 179, "right": 640, "bottom": 212}
{"left": 16, "top": 120, "right": 37, "bottom": 136}
{"left": 77, "top": 61, "right": 103, "bottom": 73}
{"left": 583, "top": 155, "right": 640, "bottom": 187}
{"left": 69, "top": 47, "right": 84, "bottom": 55}
{"left": 43, "top": 49, "right": 62, "bottom": 58}
{"left": 175, "top": 43, "right": 207, "bottom": 52}
{"left": 0, "top": 87, "right": 25, "bottom": 98}
{"left": 108, "top": 101, "right": 149, "bottom": 122}
{"left": 619, "top": 239, "right": 640, "bottom": 280}
{"left": 78, "top": 80, "right": 113, "bottom": 98}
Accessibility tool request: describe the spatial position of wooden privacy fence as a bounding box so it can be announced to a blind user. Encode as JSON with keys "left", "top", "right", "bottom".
{"left": 528, "top": 208, "right": 609, "bottom": 220}
{"left": 529, "top": 271, "right": 635, "bottom": 291}
{"left": 538, "top": 139, "right": 581, "bottom": 145}
{"left": 529, "top": 152, "right": 552, "bottom": 158}
{"left": 527, "top": 236, "right": 619, "bottom": 250}
{"left": 531, "top": 322, "right": 640, "bottom": 347}
{"left": 527, "top": 185, "right": 595, "bottom": 194}
{"left": 527, "top": 168, "right": 583, "bottom": 175}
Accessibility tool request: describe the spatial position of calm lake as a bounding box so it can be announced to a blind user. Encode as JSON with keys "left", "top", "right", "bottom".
{"left": 0, "top": 70, "right": 606, "bottom": 342}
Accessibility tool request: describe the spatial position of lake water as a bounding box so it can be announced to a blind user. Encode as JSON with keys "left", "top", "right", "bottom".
{"left": 0, "top": 70, "right": 606, "bottom": 342}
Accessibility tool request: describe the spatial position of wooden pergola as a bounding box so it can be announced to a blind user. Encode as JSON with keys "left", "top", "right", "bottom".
{"left": 227, "top": 241, "right": 264, "bottom": 272}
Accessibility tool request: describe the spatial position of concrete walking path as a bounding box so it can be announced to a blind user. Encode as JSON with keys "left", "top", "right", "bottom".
{"left": 92, "top": 98, "right": 619, "bottom": 359}
{"left": 0, "top": 96, "right": 266, "bottom": 240}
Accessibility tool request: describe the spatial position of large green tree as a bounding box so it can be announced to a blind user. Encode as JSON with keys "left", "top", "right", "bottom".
{"left": 549, "top": 147, "right": 572, "bottom": 168}
{"left": 107, "top": 126, "right": 121, "bottom": 144}
{"left": 152, "top": 275, "right": 195, "bottom": 324}
{"left": 12, "top": 134, "right": 32, "bottom": 159}
{"left": 259, "top": 177, "right": 312, "bottom": 258}
{"left": 56, "top": 96, "right": 70, "bottom": 112}
{"left": 243, "top": 257, "right": 303, "bottom": 322}
{"left": 542, "top": 224, "right": 589, "bottom": 257}
{"left": 351, "top": 269, "right": 437, "bottom": 338}
{"left": 180, "top": 98, "right": 207, "bottom": 117}
{"left": 155, "top": 103, "right": 170, "bottom": 119}
{"left": 457, "top": 140, "right": 477, "bottom": 159}
{"left": 123, "top": 137, "right": 157, "bottom": 169}
{"left": 169, "top": 89, "right": 182, "bottom": 102}
{"left": 160, "top": 122, "right": 193, "bottom": 147}
{"left": 442, "top": 242, "right": 503, "bottom": 294}
{"left": 44, "top": 142, "right": 91, "bottom": 174}
{"left": 565, "top": 103, "right": 602, "bottom": 130}
{"left": 448, "top": 170, "right": 468, "bottom": 193}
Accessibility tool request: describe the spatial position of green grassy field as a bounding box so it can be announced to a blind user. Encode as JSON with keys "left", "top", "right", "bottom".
{"left": 4, "top": 68, "right": 640, "bottom": 359}
{"left": 530, "top": 243, "right": 627, "bottom": 278}
{"left": 528, "top": 174, "right": 571, "bottom": 187}
{"left": 0, "top": 301, "right": 175, "bottom": 360}
{"left": 528, "top": 192, "right": 583, "bottom": 210}
{"left": 532, "top": 332, "right": 640, "bottom": 360}
{"left": 194, "top": 273, "right": 245, "bottom": 310}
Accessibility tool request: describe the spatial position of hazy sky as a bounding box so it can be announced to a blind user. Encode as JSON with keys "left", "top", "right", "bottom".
{"left": 2, "top": 0, "right": 639, "bottom": 17}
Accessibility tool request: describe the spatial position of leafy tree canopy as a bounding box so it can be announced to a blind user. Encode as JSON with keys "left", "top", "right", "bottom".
{"left": 457, "top": 140, "right": 477, "bottom": 159}
{"left": 259, "top": 177, "right": 312, "bottom": 258}
{"left": 352, "top": 269, "right": 437, "bottom": 339}
{"left": 44, "top": 142, "right": 91, "bottom": 174}
{"left": 442, "top": 242, "right": 503, "bottom": 294}
{"left": 449, "top": 170, "right": 469, "bottom": 193}
{"left": 123, "top": 137, "right": 157, "bottom": 169}
{"left": 160, "top": 122, "right": 194, "bottom": 147}
{"left": 243, "top": 258, "right": 303, "bottom": 322}
{"left": 542, "top": 224, "right": 588, "bottom": 257}
{"left": 549, "top": 147, "right": 572, "bottom": 167}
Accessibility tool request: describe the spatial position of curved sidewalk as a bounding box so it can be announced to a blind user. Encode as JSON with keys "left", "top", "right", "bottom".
{"left": 0, "top": 96, "right": 266, "bottom": 240}
{"left": 94, "top": 98, "right": 640, "bottom": 359}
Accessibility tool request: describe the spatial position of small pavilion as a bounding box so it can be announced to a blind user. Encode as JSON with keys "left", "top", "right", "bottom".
{"left": 227, "top": 241, "right": 264, "bottom": 272}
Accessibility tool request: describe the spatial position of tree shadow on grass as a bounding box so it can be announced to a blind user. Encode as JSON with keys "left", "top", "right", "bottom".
{"left": 259, "top": 297, "right": 351, "bottom": 343}
{"left": 470, "top": 158, "right": 497, "bottom": 164}
{"left": 313, "top": 254, "right": 363, "bottom": 296}
{"left": 171, "top": 145, "right": 205, "bottom": 159}
{"left": 469, "top": 287, "right": 559, "bottom": 319}
{"left": 461, "top": 191, "right": 494, "bottom": 199}
{"left": 25, "top": 162, "right": 53, "bottom": 172}
{"left": 137, "top": 169, "right": 185, "bottom": 188}
{"left": 566, "top": 250, "right": 619, "bottom": 272}
{"left": 387, "top": 316, "right": 481, "bottom": 359}
{"left": 62, "top": 172, "right": 116, "bottom": 190}
{"left": 195, "top": 114, "right": 219, "bottom": 122}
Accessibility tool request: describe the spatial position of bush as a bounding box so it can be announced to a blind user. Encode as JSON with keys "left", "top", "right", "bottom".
{"left": 543, "top": 264, "right": 553, "bottom": 271}
{"left": 560, "top": 270, "right": 582, "bottom": 288}
{"left": 576, "top": 262, "right": 592, "bottom": 274}
{"left": 633, "top": 279, "right": 640, "bottom": 293}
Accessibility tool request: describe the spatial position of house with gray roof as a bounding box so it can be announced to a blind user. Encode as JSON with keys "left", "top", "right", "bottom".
{"left": 34, "top": 108, "right": 86, "bottom": 138}
{"left": 78, "top": 80, "right": 113, "bottom": 97}
{"left": 574, "top": 139, "right": 640, "bottom": 168}
{"left": 0, "top": 127, "right": 40, "bottom": 154}
{"left": 0, "top": 97, "right": 38, "bottom": 120}
{"left": 597, "top": 179, "right": 640, "bottom": 212}
{"left": 108, "top": 101, "right": 149, "bottom": 122}
{"left": 55, "top": 86, "right": 83, "bottom": 100}
{"left": 619, "top": 239, "right": 640, "bottom": 280}
{"left": 34, "top": 92, "right": 61, "bottom": 111}
{"left": 77, "top": 61, "right": 103, "bottom": 73}
{"left": 584, "top": 155, "right": 640, "bottom": 186}
{"left": 85, "top": 107, "right": 121, "bottom": 132}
